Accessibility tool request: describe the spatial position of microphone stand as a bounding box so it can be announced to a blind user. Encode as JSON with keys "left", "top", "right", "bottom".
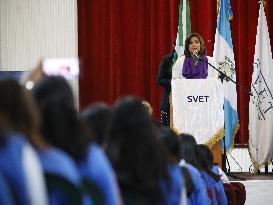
{"left": 194, "top": 53, "right": 250, "bottom": 180}
{"left": 193, "top": 52, "right": 252, "bottom": 96}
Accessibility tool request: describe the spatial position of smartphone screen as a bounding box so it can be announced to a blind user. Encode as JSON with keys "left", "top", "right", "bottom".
{"left": 42, "top": 58, "right": 79, "bottom": 80}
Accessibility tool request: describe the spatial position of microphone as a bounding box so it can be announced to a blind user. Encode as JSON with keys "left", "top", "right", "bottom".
{"left": 192, "top": 51, "right": 200, "bottom": 60}
{"left": 192, "top": 51, "right": 200, "bottom": 62}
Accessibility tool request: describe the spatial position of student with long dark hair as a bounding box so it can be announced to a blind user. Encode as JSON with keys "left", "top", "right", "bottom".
{"left": 34, "top": 76, "right": 121, "bottom": 205}
{"left": 33, "top": 76, "right": 86, "bottom": 204}
{"left": 179, "top": 133, "right": 224, "bottom": 205}
{"left": 195, "top": 145, "right": 221, "bottom": 205}
{"left": 33, "top": 76, "right": 89, "bottom": 161}
{"left": 158, "top": 127, "right": 189, "bottom": 205}
{"left": 106, "top": 96, "right": 185, "bottom": 205}
{"left": 81, "top": 102, "right": 112, "bottom": 146}
{"left": 80, "top": 103, "right": 122, "bottom": 205}
{"left": 0, "top": 78, "right": 48, "bottom": 205}
{"left": 179, "top": 133, "right": 210, "bottom": 205}
{"left": 198, "top": 144, "right": 227, "bottom": 205}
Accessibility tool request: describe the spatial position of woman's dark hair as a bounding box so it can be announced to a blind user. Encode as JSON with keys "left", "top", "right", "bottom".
{"left": 0, "top": 78, "right": 43, "bottom": 146}
{"left": 159, "top": 128, "right": 195, "bottom": 196}
{"left": 106, "top": 96, "right": 168, "bottom": 203}
{"left": 197, "top": 144, "right": 221, "bottom": 182}
{"left": 33, "top": 76, "right": 89, "bottom": 160}
{"left": 33, "top": 76, "right": 74, "bottom": 107}
{"left": 179, "top": 133, "right": 220, "bottom": 186}
{"left": 184, "top": 32, "right": 206, "bottom": 57}
{"left": 179, "top": 133, "right": 200, "bottom": 168}
{"left": 159, "top": 127, "right": 180, "bottom": 163}
{"left": 198, "top": 144, "right": 214, "bottom": 167}
{"left": 81, "top": 102, "right": 112, "bottom": 146}
{"left": 179, "top": 133, "right": 220, "bottom": 181}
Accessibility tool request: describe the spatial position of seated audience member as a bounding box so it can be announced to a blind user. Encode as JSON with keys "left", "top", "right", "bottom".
{"left": 142, "top": 100, "right": 153, "bottom": 116}
{"left": 198, "top": 144, "right": 227, "bottom": 205}
{"left": 158, "top": 127, "right": 187, "bottom": 205}
{"left": 33, "top": 76, "right": 121, "bottom": 205}
{"left": 158, "top": 127, "right": 181, "bottom": 164}
{"left": 81, "top": 102, "right": 112, "bottom": 147}
{"left": 77, "top": 140, "right": 122, "bottom": 205}
{"left": 180, "top": 134, "right": 221, "bottom": 204}
{"left": 0, "top": 170, "right": 15, "bottom": 205}
{"left": 195, "top": 144, "right": 226, "bottom": 205}
{"left": 198, "top": 144, "right": 229, "bottom": 184}
{"left": 106, "top": 96, "right": 185, "bottom": 205}
{"left": 179, "top": 133, "right": 210, "bottom": 205}
{"left": 142, "top": 100, "right": 161, "bottom": 127}
{"left": 80, "top": 103, "right": 122, "bottom": 205}
{"left": 0, "top": 78, "right": 48, "bottom": 205}
{"left": 33, "top": 76, "right": 88, "bottom": 204}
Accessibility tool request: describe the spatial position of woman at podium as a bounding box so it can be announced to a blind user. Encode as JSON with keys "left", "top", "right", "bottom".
{"left": 171, "top": 33, "right": 223, "bottom": 166}
{"left": 172, "top": 33, "right": 217, "bottom": 79}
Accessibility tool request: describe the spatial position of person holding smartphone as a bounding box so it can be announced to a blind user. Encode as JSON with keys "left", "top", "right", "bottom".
{"left": 21, "top": 58, "right": 79, "bottom": 89}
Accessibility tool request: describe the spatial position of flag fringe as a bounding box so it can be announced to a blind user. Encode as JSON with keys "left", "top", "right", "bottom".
{"left": 206, "top": 127, "right": 225, "bottom": 148}
{"left": 205, "top": 121, "right": 239, "bottom": 151}
{"left": 248, "top": 147, "right": 273, "bottom": 174}
{"left": 172, "top": 126, "right": 225, "bottom": 149}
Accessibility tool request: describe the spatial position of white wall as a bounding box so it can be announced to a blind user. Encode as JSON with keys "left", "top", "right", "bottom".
{"left": 0, "top": 0, "right": 78, "bottom": 69}
{"left": 0, "top": 0, "right": 79, "bottom": 104}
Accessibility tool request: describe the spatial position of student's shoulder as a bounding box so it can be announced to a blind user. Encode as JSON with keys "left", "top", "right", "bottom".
{"left": 184, "top": 163, "right": 201, "bottom": 176}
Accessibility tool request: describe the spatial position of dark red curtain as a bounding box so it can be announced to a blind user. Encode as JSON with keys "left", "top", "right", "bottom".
{"left": 78, "top": 0, "right": 273, "bottom": 144}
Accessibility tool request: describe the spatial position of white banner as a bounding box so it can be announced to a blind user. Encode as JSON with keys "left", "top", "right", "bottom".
{"left": 172, "top": 79, "right": 224, "bottom": 146}
{"left": 249, "top": 3, "right": 273, "bottom": 168}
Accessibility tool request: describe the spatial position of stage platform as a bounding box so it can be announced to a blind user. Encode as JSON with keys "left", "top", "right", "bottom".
{"left": 228, "top": 173, "right": 273, "bottom": 205}
{"left": 228, "top": 173, "right": 273, "bottom": 181}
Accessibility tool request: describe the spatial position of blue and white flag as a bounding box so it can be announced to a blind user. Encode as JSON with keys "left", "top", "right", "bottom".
{"left": 213, "top": 0, "right": 238, "bottom": 152}
{"left": 249, "top": 2, "right": 273, "bottom": 170}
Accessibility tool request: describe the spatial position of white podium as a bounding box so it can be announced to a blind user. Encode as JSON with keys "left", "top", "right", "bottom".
{"left": 171, "top": 79, "right": 224, "bottom": 147}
